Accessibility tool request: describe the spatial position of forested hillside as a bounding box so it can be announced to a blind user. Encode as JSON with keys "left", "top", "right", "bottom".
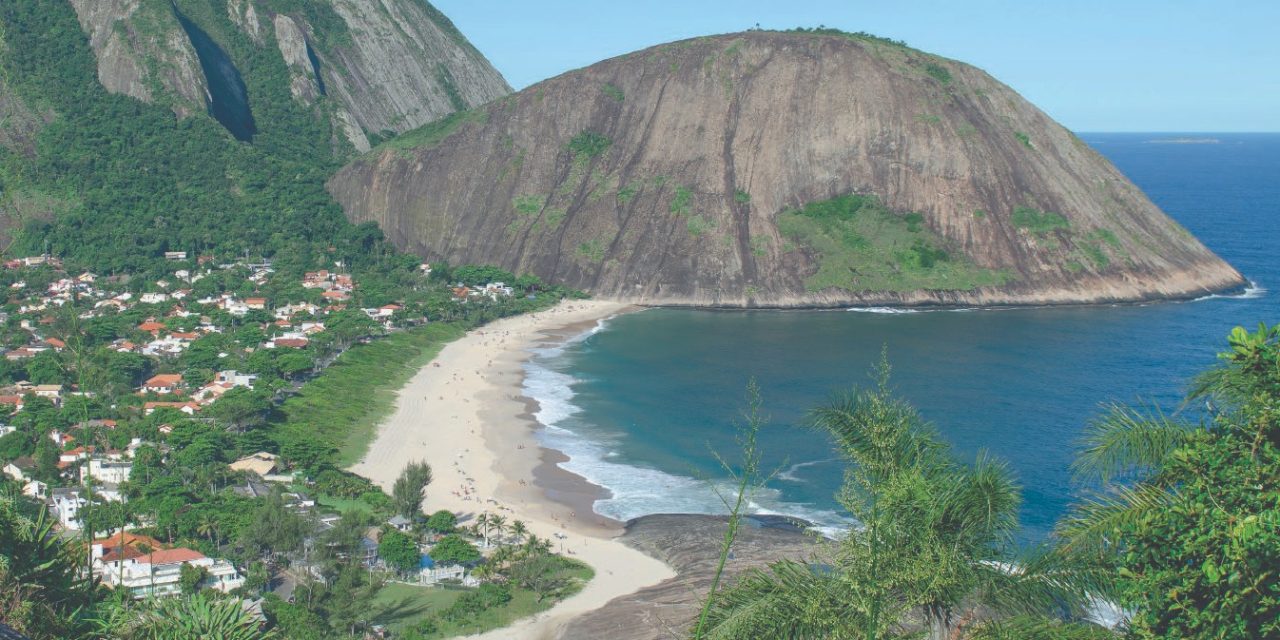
{"left": 0, "top": 0, "right": 504, "bottom": 280}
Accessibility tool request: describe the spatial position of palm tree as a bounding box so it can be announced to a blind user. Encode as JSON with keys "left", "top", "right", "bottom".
{"left": 196, "top": 513, "right": 221, "bottom": 550}
{"left": 475, "top": 513, "right": 492, "bottom": 547}
{"left": 700, "top": 365, "right": 1107, "bottom": 640}
{"left": 489, "top": 514, "right": 507, "bottom": 544}
{"left": 509, "top": 519, "right": 528, "bottom": 543}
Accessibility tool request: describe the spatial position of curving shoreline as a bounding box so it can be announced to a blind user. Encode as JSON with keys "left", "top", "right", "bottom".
{"left": 349, "top": 300, "right": 675, "bottom": 639}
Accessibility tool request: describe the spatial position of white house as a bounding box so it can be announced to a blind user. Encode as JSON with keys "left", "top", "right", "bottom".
{"left": 215, "top": 370, "right": 257, "bottom": 389}
{"left": 80, "top": 458, "right": 133, "bottom": 485}
{"left": 94, "top": 546, "right": 244, "bottom": 598}
{"left": 50, "top": 488, "right": 88, "bottom": 530}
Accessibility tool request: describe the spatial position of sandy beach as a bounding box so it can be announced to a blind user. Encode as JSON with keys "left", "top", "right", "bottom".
{"left": 350, "top": 299, "right": 675, "bottom": 639}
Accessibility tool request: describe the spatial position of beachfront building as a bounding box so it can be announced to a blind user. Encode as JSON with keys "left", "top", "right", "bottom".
{"left": 92, "top": 542, "right": 245, "bottom": 598}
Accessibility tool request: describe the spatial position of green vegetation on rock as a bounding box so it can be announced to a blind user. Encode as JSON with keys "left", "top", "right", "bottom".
{"left": 378, "top": 108, "right": 487, "bottom": 154}
{"left": 670, "top": 186, "right": 693, "bottom": 216}
{"left": 602, "top": 83, "right": 625, "bottom": 102}
{"left": 777, "top": 194, "right": 1011, "bottom": 292}
{"left": 1011, "top": 205, "right": 1070, "bottom": 235}
{"left": 924, "top": 62, "right": 952, "bottom": 84}
{"left": 567, "top": 130, "right": 611, "bottom": 159}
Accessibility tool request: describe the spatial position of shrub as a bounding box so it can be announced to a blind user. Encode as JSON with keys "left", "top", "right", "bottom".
{"left": 670, "top": 186, "right": 693, "bottom": 216}
{"left": 924, "top": 62, "right": 952, "bottom": 84}
{"left": 602, "top": 83, "right": 625, "bottom": 102}
{"left": 567, "top": 131, "right": 611, "bottom": 159}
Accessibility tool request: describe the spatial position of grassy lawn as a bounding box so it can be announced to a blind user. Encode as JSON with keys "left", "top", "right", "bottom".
{"left": 372, "top": 583, "right": 464, "bottom": 630}
{"left": 375, "top": 563, "right": 595, "bottom": 637}
{"left": 316, "top": 495, "right": 373, "bottom": 516}
{"left": 271, "top": 322, "right": 467, "bottom": 468}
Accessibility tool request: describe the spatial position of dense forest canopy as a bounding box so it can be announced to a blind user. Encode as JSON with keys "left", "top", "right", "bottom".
{"left": 0, "top": 0, "right": 402, "bottom": 279}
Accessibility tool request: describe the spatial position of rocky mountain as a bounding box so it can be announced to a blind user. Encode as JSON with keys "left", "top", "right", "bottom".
{"left": 66, "top": 0, "right": 510, "bottom": 149}
{"left": 330, "top": 31, "right": 1244, "bottom": 307}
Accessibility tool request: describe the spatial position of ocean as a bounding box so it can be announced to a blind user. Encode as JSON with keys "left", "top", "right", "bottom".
{"left": 525, "top": 133, "right": 1280, "bottom": 540}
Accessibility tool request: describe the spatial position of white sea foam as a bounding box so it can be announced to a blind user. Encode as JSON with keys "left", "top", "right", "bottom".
{"left": 846, "top": 306, "right": 986, "bottom": 314}
{"left": 778, "top": 458, "right": 838, "bottom": 483}
{"left": 522, "top": 319, "right": 854, "bottom": 534}
{"left": 1192, "top": 280, "right": 1265, "bottom": 302}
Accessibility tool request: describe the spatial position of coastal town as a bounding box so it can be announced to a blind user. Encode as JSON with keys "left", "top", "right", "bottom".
{"left": 0, "top": 252, "right": 595, "bottom": 636}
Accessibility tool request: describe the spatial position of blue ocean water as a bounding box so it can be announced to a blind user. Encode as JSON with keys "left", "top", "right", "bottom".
{"left": 526, "top": 133, "right": 1279, "bottom": 540}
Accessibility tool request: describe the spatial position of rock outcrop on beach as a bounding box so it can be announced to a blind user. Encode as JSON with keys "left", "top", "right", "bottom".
{"left": 561, "top": 514, "right": 825, "bottom": 640}
{"left": 66, "top": 0, "right": 510, "bottom": 149}
{"left": 330, "top": 31, "right": 1245, "bottom": 307}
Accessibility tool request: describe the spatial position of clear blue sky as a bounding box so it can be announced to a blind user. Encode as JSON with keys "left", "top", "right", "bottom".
{"left": 434, "top": 0, "right": 1279, "bottom": 132}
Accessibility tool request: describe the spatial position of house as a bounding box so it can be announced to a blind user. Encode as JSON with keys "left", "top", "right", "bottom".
{"left": 22, "top": 479, "right": 47, "bottom": 499}
{"left": 270, "top": 337, "right": 309, "bottom": 349}
{"left": 95, "top": 546, "right": 244, "bottom": 598}
{"left": 417, "top": 563, "right": 477, "bottom": 587}
{"left": 245, "top": 297, "right": 267, "bottom": 310}
{"left": 50, "top": 488, "right": 87, "bottom": 530}
{"left": 2, "top": 457, "right": 35, "bottom": 481}
{"left": 231, "top": 480, "right": 272, "bottom": 499}
{"left": 139, "top": 293, "right": 168, "bottom": 305}
{"left": 228, "top": 452, "right": 278, "bottom": 477}
{"left": 142, "top": 374, "right": 183, "bottom": 395}
{"left": 215, "top": 370, "right": 257, "bottom": 388}
{"left": 0, "top": 395, "right": 23, "bottom": 411}
{"left": 320, "top": 290, "right": 349, "bottom": 302}
{"left": 163, "top": 251, "right": 188, "bottom": 261}
{"left": 143, "top": 401, "right": 199, "bottom": 416}
{"left": 387, "top": 515, "right": 413, "bottom": 532}
{"left": 32, "top": 384, "right": 63, "bottom": 404}
{"left": 44, "top": 337, "right": 66, "bottom": 351}
{"left": 137, "top": 320, "right": 166, "bottom": 335}
{"left": 80, "top": 458, "right": 133, "bottom": 485}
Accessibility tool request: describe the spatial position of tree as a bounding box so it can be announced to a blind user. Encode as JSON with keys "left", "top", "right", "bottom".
{"left": 508, "top": 519, "right": 528, "bottom": 543}
{"left": 1061, "top": 323, "right": 1280, "bottom": 639}
{"left": 378, "top": 528, "right": 420, "bottom": 573}
{"left": 0, "top": 489, "right": 92, "bottom": 639}
{"left": 391, "top": 460, "right": 432, "bottom": 519}
{"left": 240, "top": 492, "right": 308, "bottom": 559}
{"left": 430, "top": 534, "right": 480, "bottom": 566}
{"left": 507, "top": 555, "right": 575, "bottom": 602}
{"left": 210, "top": 388, "right": 272, "bottom": 432}
{"left": 179, "top": 562, "right": 209, "bottom": 595}
{"left": 700, "top": 361, "right": 1105, "bottom": 640}
{"left": 426, "top": 510, "right": 457, "bottom": 534}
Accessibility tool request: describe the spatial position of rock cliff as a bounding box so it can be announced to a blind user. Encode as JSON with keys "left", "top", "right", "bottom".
{"left": 67, "top": 0, "right": 510, "bottom": 149}
{"left": 329, "top": 31, "right": 1244, "bottom": 307}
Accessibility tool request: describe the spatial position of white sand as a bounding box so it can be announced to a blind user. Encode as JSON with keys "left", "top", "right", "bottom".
{"left": 350, "top": 300, "right": 675, "bottom": 639}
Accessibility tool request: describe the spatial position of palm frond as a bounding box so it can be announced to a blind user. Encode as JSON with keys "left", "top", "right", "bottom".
{"left": 1072, "top": 404, "right": 1197, "bottom": 483}
{"left": 1055, "top": 484, "right": 1177, "bottom": 555}
{"left": 966, "top": 615, "right": 1117, "bottom": 640}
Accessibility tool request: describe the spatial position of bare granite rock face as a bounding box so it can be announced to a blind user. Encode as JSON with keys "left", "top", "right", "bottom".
{"left": 329, "top": 32, "right": 1245, "bottom": 308}
{"left": 67, "top": 0, "right": 510, "bottom": 150}
{"left": 561, "top": 514, "right": 825, "bottom": 640}
{"left": 68, "top": 0, "right": 210, "bottom": 117}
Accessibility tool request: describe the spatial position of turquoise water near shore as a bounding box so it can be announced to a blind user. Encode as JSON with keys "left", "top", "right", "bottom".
{"left": 527, "top": 133, "right": 1280, "bottom": 540}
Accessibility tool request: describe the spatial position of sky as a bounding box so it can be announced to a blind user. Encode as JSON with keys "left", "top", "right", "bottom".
{"left": 434, "top": 0, "right": 1280, "bottom": 132}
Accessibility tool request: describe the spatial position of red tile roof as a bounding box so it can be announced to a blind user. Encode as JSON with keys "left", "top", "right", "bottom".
{"left": 138, "top": 547, "right": 205, "bottom": 566}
